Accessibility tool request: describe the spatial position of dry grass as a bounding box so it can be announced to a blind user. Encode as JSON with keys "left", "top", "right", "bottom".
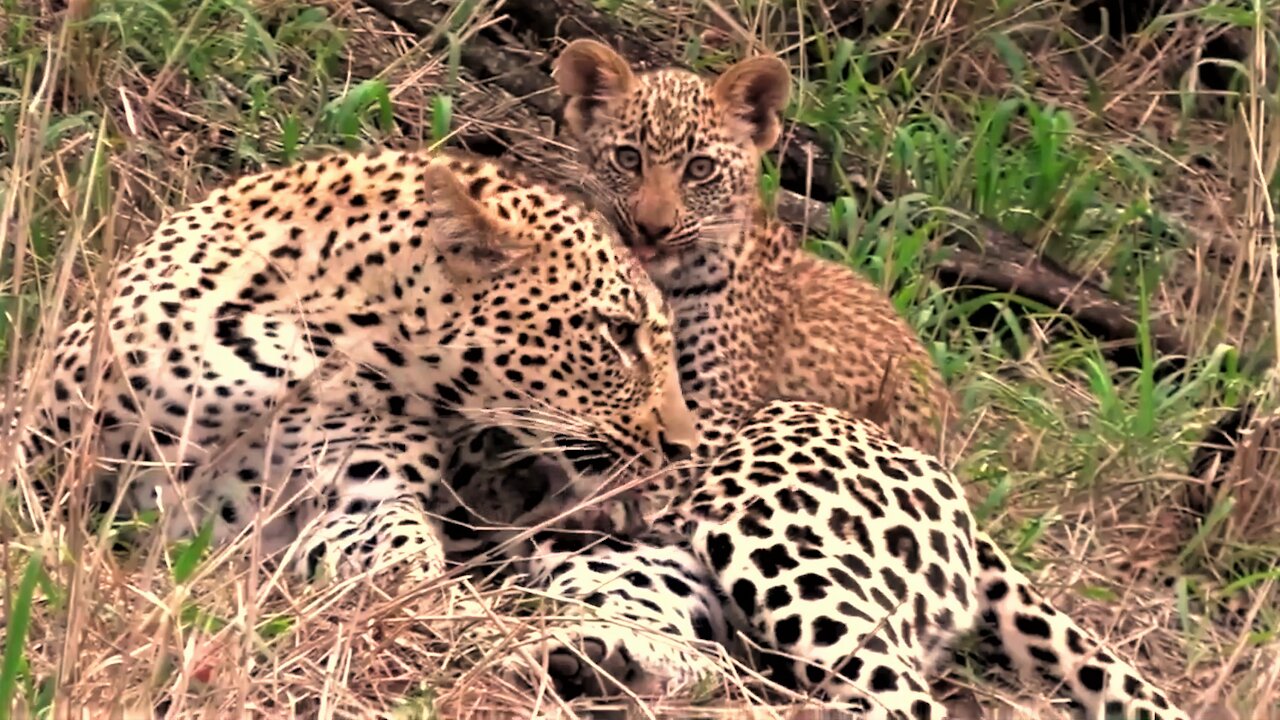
{"left": 1, "top": 0, "right": 1278, "bottom": 717}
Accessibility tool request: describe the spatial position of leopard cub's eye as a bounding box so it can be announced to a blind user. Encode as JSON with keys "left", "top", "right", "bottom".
{"left": 613, "top": 146, "right": 642, "bottom": 173}
{"left": 684, "top": 156, "right": 716, "bottom": 182}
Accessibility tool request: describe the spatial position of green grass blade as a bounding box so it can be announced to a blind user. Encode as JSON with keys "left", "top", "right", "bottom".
{"left": 0, "top": 551, "right": 43, "bottom": 720}
{"left": 169, "top": 517, "right": 214, "bottom": 584}
{"left": 324, "top": 79, "right": 392, "bottom": 145}
{"left": 1177, "top": 496, "right": 1234, "bottom": 568}
{"left": 986, "top": 31, "right": 1026, "bottom": 85}
{"left": 430, "top": 94, "right": 452, "bottom": 147}
{"left": 280, "top": 114, "right": 301, "bottom": 163}
{"left": 1133, "top": 261, "right": 1157, "bottom": 438}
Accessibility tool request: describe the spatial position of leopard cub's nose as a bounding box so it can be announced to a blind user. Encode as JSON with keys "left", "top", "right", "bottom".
{"left": 635, "top": 218, "right": 673, "bottom": 244}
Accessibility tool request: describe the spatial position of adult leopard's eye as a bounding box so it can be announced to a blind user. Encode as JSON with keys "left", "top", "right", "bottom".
{"left": 684, "top": 156, "right": 716, "bottom": 182}
{"left": 613, "top": 146, "right": 642, "bottom": 173}
{"left": 607, "top": 318, "right": 640, "bottom": 351}
{"left": 597, "top": 315, "right": 643, "bottom": 368}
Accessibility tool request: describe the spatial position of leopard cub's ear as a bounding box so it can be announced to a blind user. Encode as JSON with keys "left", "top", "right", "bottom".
{"left": 554, "top": 39, "right": 636, "bottom": 137}
{"left": 425, "top": 161, "right": 532, "bottom": 282}
{"left": 712, "top": 55, "right": 791, "bottom": 150}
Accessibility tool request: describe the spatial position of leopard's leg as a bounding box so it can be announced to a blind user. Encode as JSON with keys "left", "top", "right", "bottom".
{"left": 283, "top": 411, "right": 452, "bottom": 593}
{"left": 501, "top": 534, "right": 731, "bottom": 699}
{"left": 971, "top": 534, "right": 1188, "bottom": 720}
{"left": 435, "top": 437, "right": 722, "bottom": 697}
{"left": 666, "top": 401, "right": 982, "bottom": 717}
{"left": 435, "top": 426, "right": 572, "bottom": 563}
{"left": 455, "top": 418, "right": 725, "bottom": 698}
{"left": 682, "top": 511, "right": 950, "bottom": 719}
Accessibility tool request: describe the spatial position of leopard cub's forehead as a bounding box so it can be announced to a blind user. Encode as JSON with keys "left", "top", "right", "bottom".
{"left": 619, "top": 69, "right": 724, "bottom": 155}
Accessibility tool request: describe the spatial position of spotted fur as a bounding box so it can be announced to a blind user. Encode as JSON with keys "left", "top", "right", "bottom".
{"left": 492, "top": 46, "right": 1188, "bottom": 719}
{"left": 555, "top": 39, "right": 956, "bottom": 468}
{"left": 508, "top": 402, "right": 1189, "bottom": 720}
{"left": 16, "top": 148, "right": 696, "bottom": 590}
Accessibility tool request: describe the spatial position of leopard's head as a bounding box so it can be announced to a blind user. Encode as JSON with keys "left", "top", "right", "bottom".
{"left": 554, "top": 40, "right": 790, "bottom": 286}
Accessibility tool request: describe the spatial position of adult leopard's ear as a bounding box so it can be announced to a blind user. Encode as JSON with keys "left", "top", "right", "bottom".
{"left": 554, "top": 39, "right": 635, "bottom": 137}
{"left": 425, "top": 162, "right": 532, "bottom": 282}
{"left": 712, "top": 55, "right": 791, "bottom": 150}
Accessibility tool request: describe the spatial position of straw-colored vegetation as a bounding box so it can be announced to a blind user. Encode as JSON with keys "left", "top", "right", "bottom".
{"left": 1, "top": 0, "right": 1277, "bottom": 717}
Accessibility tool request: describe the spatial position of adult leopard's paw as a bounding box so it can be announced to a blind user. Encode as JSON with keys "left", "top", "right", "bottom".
{"left": 501, "top": 619, "right": 723, "bottom": 700}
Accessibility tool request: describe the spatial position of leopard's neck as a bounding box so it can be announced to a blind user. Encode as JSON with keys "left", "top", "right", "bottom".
{"left": 663, "top": 217, "right": 796, "bottom": 443}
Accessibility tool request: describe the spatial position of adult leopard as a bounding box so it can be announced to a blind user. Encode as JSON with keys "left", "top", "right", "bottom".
{"left": 14, "top": 148, "right": 696, "bottom": 591}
